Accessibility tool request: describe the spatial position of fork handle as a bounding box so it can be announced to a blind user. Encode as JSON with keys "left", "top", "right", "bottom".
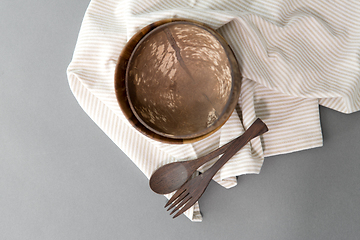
{"left": 202, "top": 118, "right": 268, "bottom": 180}
{"left": 189, "top": 131, "right": 243, "bottom": 170}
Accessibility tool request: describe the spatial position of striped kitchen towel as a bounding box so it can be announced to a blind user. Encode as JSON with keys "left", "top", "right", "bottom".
{"left": 67, "top": 0, "right": 360, "bottom": 221}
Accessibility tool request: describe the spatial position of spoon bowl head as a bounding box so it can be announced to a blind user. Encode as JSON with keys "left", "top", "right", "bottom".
{"left": 149, "top": 161, "right": 192, "bottom": 194}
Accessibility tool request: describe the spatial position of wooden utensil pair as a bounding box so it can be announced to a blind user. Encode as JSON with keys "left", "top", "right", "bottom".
{"left": 149, "top": 118, "right": 268, "bottom": 218}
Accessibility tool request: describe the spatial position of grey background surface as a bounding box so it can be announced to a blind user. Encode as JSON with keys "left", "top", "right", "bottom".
{"left": 1, "top": 1, "right": 360, "bottom": 239}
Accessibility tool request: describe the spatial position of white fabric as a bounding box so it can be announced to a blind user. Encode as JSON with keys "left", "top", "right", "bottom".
{"left": 67, "top": 0, "right": 360, "bottom": 221}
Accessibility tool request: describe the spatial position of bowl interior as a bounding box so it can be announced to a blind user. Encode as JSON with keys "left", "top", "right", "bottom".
{"left": 115, "top": 19, "right": 241, "bottom": 144}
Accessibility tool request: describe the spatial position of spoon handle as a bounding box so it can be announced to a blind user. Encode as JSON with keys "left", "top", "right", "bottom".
{"left": 202, "top": 118, "right": 268, "bottom": 180}
{"left": 190, "top": 133, "right": 240, "bottom": 169}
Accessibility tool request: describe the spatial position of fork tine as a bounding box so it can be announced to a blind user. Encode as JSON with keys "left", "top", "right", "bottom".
{"left": 167, "top": 191, "right": 189, "bottom": 211}
{"left": 169, "top": 194, "right": 192, "bottom": 215}
{"left": 164, "top": 187, "right": 186, "bottom": 208}
{"left": 172, "top": 197, "right": 198, "bottom": 219}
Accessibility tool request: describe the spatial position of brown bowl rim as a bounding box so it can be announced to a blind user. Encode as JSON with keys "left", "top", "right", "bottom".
{"left": 114, "top": 18, "right": 241, "bottom": 144}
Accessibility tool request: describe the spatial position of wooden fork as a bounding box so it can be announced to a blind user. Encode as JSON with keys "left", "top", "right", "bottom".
{"left": 164, "top": 118, "right": 268, "bottom": 218}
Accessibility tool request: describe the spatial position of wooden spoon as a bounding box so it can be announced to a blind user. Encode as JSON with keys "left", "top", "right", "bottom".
{"left": 149, "top": 118, "right": 268, "bottom": 194}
